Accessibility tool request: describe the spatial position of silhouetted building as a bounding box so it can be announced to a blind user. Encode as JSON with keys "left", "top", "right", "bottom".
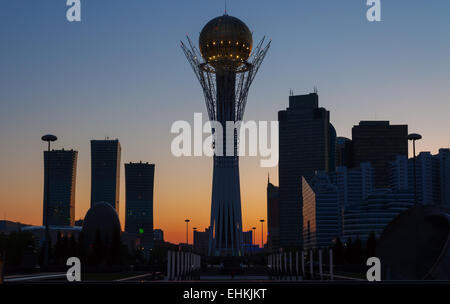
{"left": 82, "top": 202, "right": 121, "bottom": 249}
{"left": 278, "top": 92, "right": 331, "bottom": 249}
{"left": 343, "top": 189, "right": 414, "bottom": 241}
{"left": 0, "top": 220, "right": 28, "bottom": 234}
{"left": 193, "top": 228, "right": 210, "bottom": 255}
{"left": 43, "top": 149, "right": 78, "bottom": 226}
{"left": 90, "top": 139, "right": 121, "bottom": 211}
{"left": 153, "top": 229, "right": 164, "bottom": 241}
{"left": 352, "top": 121, "right": 407, "bottom": 188}
{"left": 329, "top": 124, "right": 337, "bottom": 172}
{"left": 335, "top": 137, "right": 353, "bottom": 168}
{"left": 125, "top": 162, "right": 155, "bottom": 253}
{"left": 302, "top": 173, "right": 340, "bottom": 250}
{"left": 267, "top": 178, "right": 280, "bottom": 251}
{"left": 437, "top": 149, "right": 450, "bottom": 208}
{"left": 335, "top": 163, "right": 374, "bottom": 209}
{"left": 243, "top": 230, "right": 253, "bottom": 246}
{"left": 389, "top": 149, "right": 450, "bottom": 206}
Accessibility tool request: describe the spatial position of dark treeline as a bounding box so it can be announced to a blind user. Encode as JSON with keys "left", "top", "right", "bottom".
{"left": 0, "top": 230, "right": 169, "bottom": 273}
{"left": 332, "top": 232, "right": 377, "bottom": 266}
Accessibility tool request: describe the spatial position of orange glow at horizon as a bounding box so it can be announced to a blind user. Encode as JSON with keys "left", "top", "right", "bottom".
{"left": 1, "top": 138, "right": 446, "bottom": 246}
{"left": 0, "top": 146, "right": 276, "bottom": 246}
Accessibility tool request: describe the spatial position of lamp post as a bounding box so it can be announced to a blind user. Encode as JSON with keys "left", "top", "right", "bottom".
{"left": 185, "top": 219, "right": 190, "bottom": 245}
{"left": 260, "top": 219, "right": 265, "bottom": 249}
{"left": 41, "top": 134, "right": 57, "bottom": 268}
{"left": 407, "top": 133, "right": 422, "bottom": 204}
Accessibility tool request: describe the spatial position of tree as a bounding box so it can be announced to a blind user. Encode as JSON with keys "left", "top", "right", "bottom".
{"left": 54, "top": 231, "right": 63, "bottom": 264}
{"left": 353, "top": 237, "right": 363, "bottom": 265}
{"left": 345, "top": 237, "right": 353, "bottom": 264}
{"left": 0, "top": 231, "right": 36, "bottom": 267}
{"left": 366, "top": 232, "right": 377, "bottom": 258}
{"left": 333, "top": 238, "right": 344, "bottom": 265}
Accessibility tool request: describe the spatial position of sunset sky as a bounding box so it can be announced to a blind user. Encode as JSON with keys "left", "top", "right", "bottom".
{"left": 1, "top": 0, "right": 450, "bottom": 245}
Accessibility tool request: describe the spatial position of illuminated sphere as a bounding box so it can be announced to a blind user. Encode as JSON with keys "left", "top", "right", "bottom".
{"left": 199, "top": 15, "right": 253, "bottom": 69}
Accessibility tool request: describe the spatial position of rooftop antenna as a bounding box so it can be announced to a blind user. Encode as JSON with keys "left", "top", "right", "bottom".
{"left": 268, "top": 172, "right": 270, "bottom": 184}
{"left": 314, "top": 86, "right": 318, "bottom": 94}
{"left": 224, "top": 0, "right": 228, "bottom": 15}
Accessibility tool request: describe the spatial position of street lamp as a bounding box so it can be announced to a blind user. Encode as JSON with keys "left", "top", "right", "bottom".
{"left": 185, "top": 219, "right": 190, "bottom": 245}
{"left": 41, "top": 134, "right": 57, "bottom": 268}
{"left": 260, "top": 219, "right": 265, "bottom": 249}
{"left": 407, "top": 133, "right": 422, "bottom": 204}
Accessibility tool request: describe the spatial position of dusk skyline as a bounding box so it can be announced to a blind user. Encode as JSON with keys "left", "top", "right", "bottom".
{"left": 1, "top": 0, "right": 450, "bottom": 244}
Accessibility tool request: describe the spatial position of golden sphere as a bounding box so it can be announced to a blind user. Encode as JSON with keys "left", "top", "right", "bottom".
{"left": 199, "top": 15, "right": 253, "bottom": 69}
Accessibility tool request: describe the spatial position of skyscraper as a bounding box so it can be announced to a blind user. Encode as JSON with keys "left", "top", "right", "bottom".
{"left": 278, "top": 92, "right": 331, "bottom": 249}
{"left": 43, "top": 149, "right": 78, "bottom": 226}
{"left": 125, "top": 162, "right": 155, "bottom": 253}
{"left": 335, "top": 162, "right": 374, "bottom": 209}
{"left": 352, "top": 121, "right": 408, "bottom": 188}
{"left": 90, "top": 139, "right": 121, "bottom": 211}
{"left": 437, "top": 149, "right": 450, "bottom": 207}
{"left": 302, "top": 173, "right": 340, "bottom": 250}
{"left": 389, "top": 149, "right": 450, "bottom": 206}
{"left": 267, "top": 178, "right": 280, "bottom": 252}
{"left": 343, "top": 189, "right": 414, "bottom": 241}
{"left": 182, "top": 14, "right": 270, "bottom": 256}
{"left": 335, "top": 137, "right": 353, "bottom": 168}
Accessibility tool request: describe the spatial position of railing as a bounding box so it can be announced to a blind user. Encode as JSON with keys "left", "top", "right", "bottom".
{"left": 166, "top": 250, "right": 201, "bottom": 281}
{"left": 267, "top": 248, "right": 335, "bottom": 281}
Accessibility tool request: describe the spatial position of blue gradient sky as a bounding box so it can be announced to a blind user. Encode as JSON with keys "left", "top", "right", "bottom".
{"left": 1, "top": 0, "right": 449, "bottom": 243}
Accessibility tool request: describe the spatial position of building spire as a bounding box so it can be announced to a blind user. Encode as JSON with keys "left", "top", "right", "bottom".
{"left": 267, "top": 172, "right": 270, "bottom": 184}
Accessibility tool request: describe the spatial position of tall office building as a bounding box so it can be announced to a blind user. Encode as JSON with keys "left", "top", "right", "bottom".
{"left": 343, "top": 189, "right": 414, "bottom": 241}
{"left": 43, "top": 149, "right": 78, "bottom": 226}
{"left": 267, "top": 178, "right": 280, "bottom": 251}
{"left": 352, "top": 121, "right": 408, "bottom": 188}
{"left": 389, "top": 149, "right": 450, "bottom": 206}
{"left": 335, "top": 137, "right": 353, "bottom": 168}
{"left": 153, "top": 229, "right": 164, "bottom": 241}
{"left": 90, "top": 139, "right": 121, "bottom": 211}
{"left": 125, "top": 162, "right": 155, "bottom": 253}
{"left": 437, "top": 149, "right": 450, "bottom": 207}
{"left": 334, "top": 162, "right": 374, "bottom": 209}
{"left": 193, "top": 228, "right": 210, "bottom": 255}
{"left": 302, "top": 173, "right": 340, "bottom": 250}
{"left": 278, "top": 92, "right": 331, "bottom": 249}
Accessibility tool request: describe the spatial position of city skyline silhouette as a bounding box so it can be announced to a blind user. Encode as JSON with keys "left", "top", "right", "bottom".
{"left": 1, "top": 0, "right": 450, "bottom": 244}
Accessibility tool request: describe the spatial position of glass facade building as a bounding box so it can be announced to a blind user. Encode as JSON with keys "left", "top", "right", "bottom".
{"left": 125, "top": 162, "right": 155, "bottom": 253}
{"left": 43, "top": 149, "right": 78, "bottom": 226}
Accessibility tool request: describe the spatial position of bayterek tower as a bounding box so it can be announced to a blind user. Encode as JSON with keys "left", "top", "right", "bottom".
{"left": 181, "top": 13, "right": 270, "bottom": 256}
